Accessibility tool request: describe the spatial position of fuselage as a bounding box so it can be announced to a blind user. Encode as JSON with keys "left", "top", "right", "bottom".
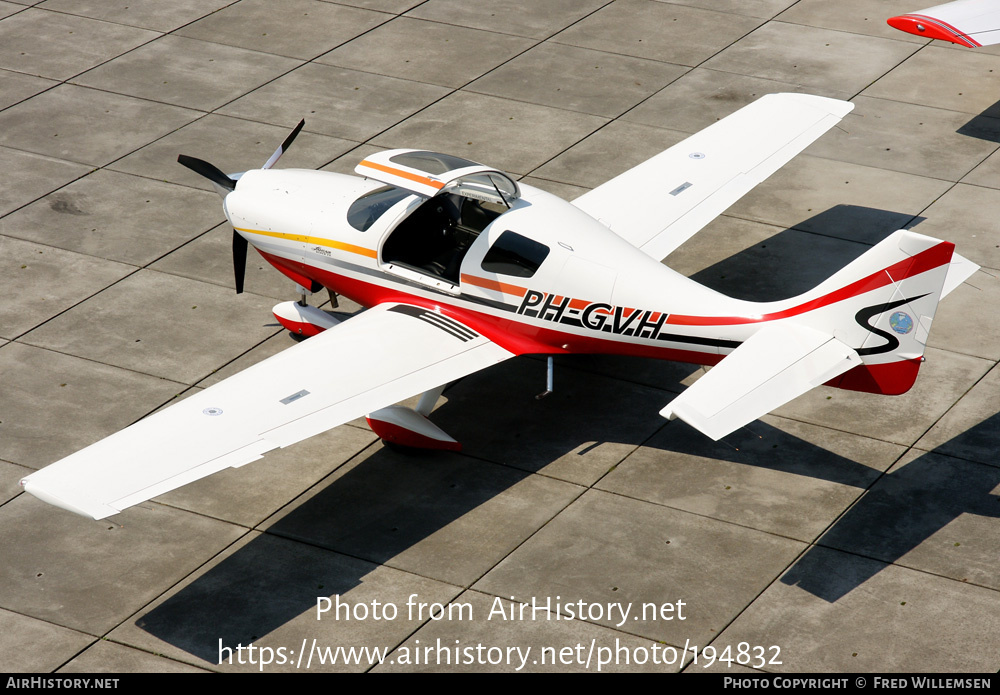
{"left": 220, "top": 167, "right": 895, "bottom": 370}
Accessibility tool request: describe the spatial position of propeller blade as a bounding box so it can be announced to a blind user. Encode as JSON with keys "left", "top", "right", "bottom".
{"left": 262, "top": 119, "right": 305, "bottom": 170}
{"left": 177, "top": 155, "right": 236, "bottom": 192}
{"left": 233, "top": 230, "right": 248, "bottom": 295}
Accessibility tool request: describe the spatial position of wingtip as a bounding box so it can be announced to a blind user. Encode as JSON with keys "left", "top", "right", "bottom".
{"left": 20, "top": 479, "right": 117, "bottom": 520}
{"left": 887, "top": 13, "right": 982, "bottom": 46}
{"left": 772, "top": 92, "right": 855, "bottom": 118}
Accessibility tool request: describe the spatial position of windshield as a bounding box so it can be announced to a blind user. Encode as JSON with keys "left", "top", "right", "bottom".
{"left": 347, "top": 185, "right": 410, "bottom": 231}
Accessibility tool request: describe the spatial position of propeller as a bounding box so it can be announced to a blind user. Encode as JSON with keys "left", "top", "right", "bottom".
{"left": 232, "top": 230, "right": 248, "bottom": 294}
{"left": 262, "top": 119, "right": 304, "bottom": 170}
{"left": 177, "top": 155, "right": 236, "bottom": 193}
{"left": 177, "top": 120, "right": 307, "bottom": 294}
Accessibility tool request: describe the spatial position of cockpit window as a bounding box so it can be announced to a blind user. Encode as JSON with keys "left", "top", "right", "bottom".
{"left": 347, "top": 185, "right": 410, "bottom": 231}
{"left": 389, "top": 151, "right": 480, "bottom": 175}
{"left": 481, "top": 231, "right": 550, "bottom": 278}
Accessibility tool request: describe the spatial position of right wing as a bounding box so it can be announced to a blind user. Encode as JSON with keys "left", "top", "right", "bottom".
{"left": 572, "top": 93, "right": 854, "bottom": 262}
{"left": 889, "top": 0, "right": 1000, "bottom": 47}
{"left": 20, "top": 303, "right": 514, "bottom": 520}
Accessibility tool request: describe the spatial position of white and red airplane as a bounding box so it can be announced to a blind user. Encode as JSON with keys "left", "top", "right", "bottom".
{"left": 20, "top": 93, "right": 978, "bottom": 520}
{"left": 889, "top": 0, "right": 1000, "bottom": 47}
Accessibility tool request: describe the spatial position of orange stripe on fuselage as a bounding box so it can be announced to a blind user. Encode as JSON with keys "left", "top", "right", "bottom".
{"left": 237, "top": 227, "right": 377, "bottom": 259}
{"left": 460, "top": 274, "right": 528, "bottom": 297}
{"left": 359, "top": 160, "right": 445, "bottom": 190}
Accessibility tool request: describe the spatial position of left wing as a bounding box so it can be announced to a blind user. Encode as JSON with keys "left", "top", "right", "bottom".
{"left": 661, "top": 323, "right": 862, "bottom": 441}
{"left": 20, "top": 303, "right": 514, "bottom": 519}
{"left": 572, "top": 93, "right": 854, "bottom": 262}
{"left": 889, "top": 0, "right": 1000, "bottom": 47}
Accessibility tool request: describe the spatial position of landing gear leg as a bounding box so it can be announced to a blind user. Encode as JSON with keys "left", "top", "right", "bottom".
{"left": 416, "top": 384, "right": 447, "bottom": 416}
{"left": 295, "top": 283, "right": 313, "bottom": 307}
{"left": 535, "top": 356, "right": 554, "bottom": 400}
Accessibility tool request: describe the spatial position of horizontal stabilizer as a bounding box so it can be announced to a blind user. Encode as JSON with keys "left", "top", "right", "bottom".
{"left": 941, "top": 251, "right": 979, "bottom": 299}
{"left": 661, "top": 323, "right": 862, "bottom": 440}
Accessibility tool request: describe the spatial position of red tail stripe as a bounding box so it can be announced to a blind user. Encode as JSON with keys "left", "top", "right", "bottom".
{"left": 665, "top": 241, "right": 954, "bottom": 327}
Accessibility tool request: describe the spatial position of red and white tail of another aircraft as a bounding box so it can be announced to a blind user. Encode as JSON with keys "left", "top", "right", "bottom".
{"left": 889, "top": 0, "right": 1000, "bottom": 46}
{"left": 19, "top": 93, "right": 980, "bottom": 520}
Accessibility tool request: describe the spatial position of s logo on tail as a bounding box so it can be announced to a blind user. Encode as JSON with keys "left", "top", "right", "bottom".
{"left": 854, "top": 294, "right": 929, "bottom": 356}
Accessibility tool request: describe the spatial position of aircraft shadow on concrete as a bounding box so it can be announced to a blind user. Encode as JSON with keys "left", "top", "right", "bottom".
{"left": 136, "top": 440, "right": 538, "bottom": 662}
{"left": 779, "top": 412, "right": 1000, "bottom": 602}
{"left": 630, "top": 396, "right": 1000, "bottom": 605}
{"left": 138, "top": 205, "right": 990, "bottom": 661}
{"left": 957, "top": 100, "right": 1000, "bottom": 142}
{"left": 135, "top": 351, "right": 673, "bottom": 663}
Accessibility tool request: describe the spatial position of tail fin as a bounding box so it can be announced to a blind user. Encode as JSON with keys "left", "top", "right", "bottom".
{"left": 660, "top": 230, "right": 973, "bottom": 440}
{"left": 794, "top": 230, "right": 967, "bottom": 395}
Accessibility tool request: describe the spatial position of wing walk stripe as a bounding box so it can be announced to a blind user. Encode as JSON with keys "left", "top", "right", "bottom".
{"left": 387, "top": 305, "right": 477, "bottom": 342}
{"left": 419, "top": 312, "right": 478, "bottom": 340}
{"left": 388, "top": 304, "right": 434, "bottom": 321}
{"left": 415, "top": 314, "right": 474, "bottom": 341}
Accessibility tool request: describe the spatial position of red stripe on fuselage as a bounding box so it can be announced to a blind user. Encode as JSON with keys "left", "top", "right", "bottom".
{"left": 256, "top": 250, "right": 726, "bottom": 364}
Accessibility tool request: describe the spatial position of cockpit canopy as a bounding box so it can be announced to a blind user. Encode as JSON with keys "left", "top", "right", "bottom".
{"left": 356, "top": 149, "right": 519, "bottom": 206}
{"left": 349, "top": 150, "right": 527, "bottom": 290}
